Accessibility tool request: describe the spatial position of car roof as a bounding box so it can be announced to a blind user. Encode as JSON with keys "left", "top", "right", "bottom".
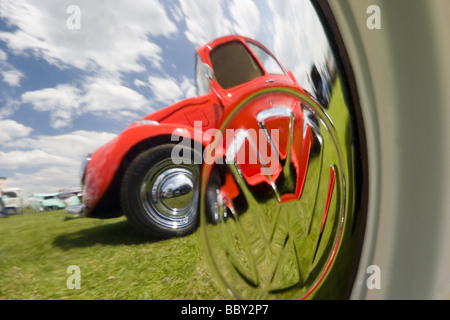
{"left": 197, "top": 35, "right": 266, "bottom": 54}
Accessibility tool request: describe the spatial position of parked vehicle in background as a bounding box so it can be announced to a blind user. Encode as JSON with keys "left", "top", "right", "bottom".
{"left": 309, "top": 64, "right": 332, "bottom": 108}
{"left": 64, "top": 192, "right": 85, "bottom": 217}
{"left": 1, "top": 188, "right": 26, "bottom": 215}
{"left": 0, "top": 195, "right": 5, "bottom": 217}
{"left": 29, "top": 193, "right": 66, "bottom": 212}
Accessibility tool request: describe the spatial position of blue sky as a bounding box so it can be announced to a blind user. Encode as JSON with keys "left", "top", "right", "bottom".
{"left": 0, "top": 0, "right": 332, "bottom": 193}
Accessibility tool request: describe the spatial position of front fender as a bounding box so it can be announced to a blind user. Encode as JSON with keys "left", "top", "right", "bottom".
{"left": 83, "top": 121, "right": 212, "bottom": 217}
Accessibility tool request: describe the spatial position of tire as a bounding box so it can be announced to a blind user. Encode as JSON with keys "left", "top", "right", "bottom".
{"left": 204, "top": 165, "right": 249, "bottom": 225}
{"left": 121, "top": 144, "right": 202, "bottom": 238}
{"left": 204, "top": 166, "right": 224, "bottom": 225}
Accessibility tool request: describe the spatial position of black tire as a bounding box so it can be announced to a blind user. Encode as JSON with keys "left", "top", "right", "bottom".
{"left": 121, "top": 144, "right": 202, "bottom": 238}
{"left": 204, "top": 166, "right": 224, "bottom": 225}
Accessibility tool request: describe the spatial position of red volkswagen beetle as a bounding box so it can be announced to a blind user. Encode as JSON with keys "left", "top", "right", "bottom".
{"left": 81, "top": 35, "right": 320, "bottom": 238}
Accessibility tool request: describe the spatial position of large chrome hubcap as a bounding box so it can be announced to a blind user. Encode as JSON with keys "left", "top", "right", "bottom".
{"left": 201, "top": 87, "right": 355, "bottom": 299}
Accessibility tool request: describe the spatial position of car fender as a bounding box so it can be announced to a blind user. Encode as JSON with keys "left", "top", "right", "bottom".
{"left": 83, "top": 121, "right": 213, "bottom": 216}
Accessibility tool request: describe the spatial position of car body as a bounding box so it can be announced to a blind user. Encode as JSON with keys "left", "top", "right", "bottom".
{"left": 65, "top": 203, "right": 85, "bottom": 214}
{"left": 63, "top": 193, "right": 85, "bottom": 216}
{"left": 29, "top": 193, "right": 66, "bottom": 212}
{"left": 81, "top": 35, "right": 318, "bottom": 238}
{"left": 1, "top": 188, "right": 26, "bottom": 215}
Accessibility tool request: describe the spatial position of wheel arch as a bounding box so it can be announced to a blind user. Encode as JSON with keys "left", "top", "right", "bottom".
{"left": 88, "top": 133, "right": 207, "bottom": 219}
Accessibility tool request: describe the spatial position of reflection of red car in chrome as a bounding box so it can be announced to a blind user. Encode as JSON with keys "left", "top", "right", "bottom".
{"left": 81, "top": 35, "right": 319, "bottom": 238}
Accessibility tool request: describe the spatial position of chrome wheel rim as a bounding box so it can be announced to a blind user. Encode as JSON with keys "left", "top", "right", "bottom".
{"left": 140, "top": 158, "right": 200, "bottom": 229}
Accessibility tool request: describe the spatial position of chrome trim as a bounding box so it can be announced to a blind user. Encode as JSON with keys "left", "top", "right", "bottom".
{"left": 136, "top": 120, "right": 160, "bottom": 126}
{"left": 257, "top": 105, "right": 295, "bottom": 188}
{"left": 256, "top": 105, "right": 292, "bottom": 122}
{"left": 80, "top": 153, "right": 91, "bottom": 186}
{"left": 226, "top": 128, "right": 280, "bottom": 200}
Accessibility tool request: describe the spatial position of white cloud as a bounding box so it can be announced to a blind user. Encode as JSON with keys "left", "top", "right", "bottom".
{"left": 179, "top": 77, "right": 197, "bottom": 99}
{"left": 0, "top": 49, "right": 7, "bottom": 61}
{"left": 169, "top": 4, "right": 184, "bottom": 23}
{"left": 82, "top": 77, "right": 150, "bottom": 114}
{"left": 0, "top": 0, "right": 177, "bottom": 73}
{"left": 0, "top": 120, "right": 33, "bottom": 144}
{"left": 179, "top": 0, "right": 232, "bottom": 45}
{"left": 22, "top": 85, "right": 81, "bottom": 112}
{"left": 0, "top": 48, "right": 25, "bottom": 87}
{"left": 0, "top": 0, "right": 181, "bottom": 128}
{"left": 21, "top": 76, "right": 151, "bottom": 129}
{"left": 7, "top": 166, "right": 74, "bottom": 194}
{"left": 229, "top": 0, "right": 260, "bottom": 39}
{"left": 148, "top": 75, "right": 196, "bottom": 106}
{"left": 1, "top": 69, "right": 24, "bottom": 86}
{"left": 21, "top": 84, "right": 82, "bottom": 129}
{"left": 267, "top": 0, "right": 331, "bottom": 90}
{"left": 0, "top": 96, "right": 21, "bottom": 120}
{"left": 0, "top": 130, "right": 116, "bottom": 192}
{"left": 0, "top": 149, "right": 71, "bottom": 169}
{"left": 177, "top": 0, "right": 260, "bottom": 48}
{"left": 1, "top": 130, "right": 116, "bottom": 168}
{"left": 133, "top": 79, "right": 148, "bottom": 88}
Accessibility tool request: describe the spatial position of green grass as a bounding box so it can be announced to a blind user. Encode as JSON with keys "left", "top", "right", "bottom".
{"left": 0, "top": 210, "right": 226, "bottom": 300}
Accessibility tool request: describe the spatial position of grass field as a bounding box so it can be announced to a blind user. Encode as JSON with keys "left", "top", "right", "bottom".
{"left": 0, "top": 210, "right": 226, "bottom": 300}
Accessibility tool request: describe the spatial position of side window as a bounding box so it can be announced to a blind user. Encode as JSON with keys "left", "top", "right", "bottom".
{"left": 246, "top": 41, "right": 285, "bottom": 75}
{"left": 210, "top": 41, "right": 263, "bottom": 89}
{"left": 195, "top": 54, "right": 210, "bottom": 96}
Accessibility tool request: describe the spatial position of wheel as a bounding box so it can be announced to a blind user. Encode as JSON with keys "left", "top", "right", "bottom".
{"left": 204, "top": 166, "right": 226, "bottom": 225}
{"left": 121, "top": 144, "right": 201, "bottom": 238}
{"left": 204, "top": 165, "right": 250, "bottom": 226}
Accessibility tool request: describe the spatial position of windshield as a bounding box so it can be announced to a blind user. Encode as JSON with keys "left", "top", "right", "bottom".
{"left": 3, "top": 192, "right": 17, "bottom": 198}
{"left": 210, "top": 41, "right": 263, "bottom": 89}
{"left": 246, "top": 41, "right": 285, "bottom": 75}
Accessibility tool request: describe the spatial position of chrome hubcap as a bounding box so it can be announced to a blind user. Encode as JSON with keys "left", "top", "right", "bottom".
{"left": 153, "top": 169, "right": 195, "bottom": 215}
{"left": 140, "top": 159, "right": 199, "bottom": 229}
{"left": 201, "top": 88, "right": 352, "bottom": 299}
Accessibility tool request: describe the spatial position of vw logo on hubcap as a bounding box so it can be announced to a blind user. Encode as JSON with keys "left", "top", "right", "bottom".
{"left": 201, "top": 88, "right": 347, "bottom": 299}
